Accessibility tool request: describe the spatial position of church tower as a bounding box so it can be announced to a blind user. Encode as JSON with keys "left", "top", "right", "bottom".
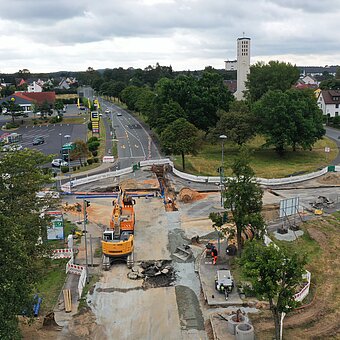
{"left": 234, "top": 37, "right": 250, "bottom": 100}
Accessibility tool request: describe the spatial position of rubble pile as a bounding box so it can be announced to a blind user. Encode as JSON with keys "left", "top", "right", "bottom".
{"left": 127, "top": 260, "right": 175, "bottom": 288}
{"left": 311, "top": 196, "right": 334, "bottom": 209}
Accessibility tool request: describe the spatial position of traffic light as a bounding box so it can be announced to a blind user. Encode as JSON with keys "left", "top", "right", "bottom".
{"left": 85, "top": 200, "right": 90, "bottom": 208}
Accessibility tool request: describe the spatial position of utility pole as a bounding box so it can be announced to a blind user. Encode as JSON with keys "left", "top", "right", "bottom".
{"left": 83, "top": 199, "right": 90, "bottom": 284}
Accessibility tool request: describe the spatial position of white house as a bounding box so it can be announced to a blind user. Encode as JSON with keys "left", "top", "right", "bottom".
{"left": 301, "top": 75, "right": 318, "bottom": 86}
{"left": 27, "top": 81, "right": 43, "bottom": 93}
{"left": 317, "top": 90, "right": 340, "bottom": 117}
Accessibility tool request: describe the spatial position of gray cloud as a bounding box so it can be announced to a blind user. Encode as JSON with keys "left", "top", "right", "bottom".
{"left": 0, "top": 0, "right": 339, "bottom": 72}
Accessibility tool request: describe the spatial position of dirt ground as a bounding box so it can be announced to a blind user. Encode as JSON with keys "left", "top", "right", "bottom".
{"left": 250, "top": 214, "right": 340, "bottom": 340}
{"left": 317, "top": 172, "right": 340, "bottom": 185}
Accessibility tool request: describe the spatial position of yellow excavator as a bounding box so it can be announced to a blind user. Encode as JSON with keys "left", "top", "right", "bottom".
{"left": 102, "top": 189, "right": 135, "bottom": 270}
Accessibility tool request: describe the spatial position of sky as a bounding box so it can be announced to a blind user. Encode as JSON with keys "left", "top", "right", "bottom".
{"left": 0, "top": 0, "right": 339, "bottom": 73}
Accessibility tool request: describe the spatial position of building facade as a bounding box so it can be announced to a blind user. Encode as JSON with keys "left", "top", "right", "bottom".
{"left": 317, "top": 90, "right": 340, "bottom": 117}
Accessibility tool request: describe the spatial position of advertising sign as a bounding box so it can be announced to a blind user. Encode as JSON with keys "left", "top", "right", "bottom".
{"left": 46, "top": 211, "right": 64, "bottom": 240}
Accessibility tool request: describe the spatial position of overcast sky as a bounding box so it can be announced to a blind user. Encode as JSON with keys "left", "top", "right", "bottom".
{"left": 0, "top": 0, "right": 339, "bottom": 73}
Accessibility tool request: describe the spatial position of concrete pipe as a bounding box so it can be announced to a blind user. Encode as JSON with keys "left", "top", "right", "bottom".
{"left": 227, "top": 314, "right": 248, "bottom": 335}
{"left": 235, "top": 323, "right": 255, "bottom": 340}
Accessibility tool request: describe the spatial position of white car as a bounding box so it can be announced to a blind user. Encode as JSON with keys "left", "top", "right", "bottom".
{"left": 2, "top": 144, "right": 23, "bottom": 152}
{"left": 105, "top": 108, "right": 111, "bottom": 114}
{"left": 51, "top": 158, "right": 68, "bottom": 167}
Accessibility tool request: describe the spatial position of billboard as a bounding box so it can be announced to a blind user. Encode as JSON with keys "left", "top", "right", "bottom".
{"left": 46, "top": 211, "right": 64, "bottom": 240}
{"left": 279, "top": 197, "right": 299, "bottom": 218}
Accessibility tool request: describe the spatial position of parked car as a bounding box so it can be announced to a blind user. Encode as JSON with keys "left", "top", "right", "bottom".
{"left": 33, "top": 136, "right": 45, "bottom": 145}
{"left": 2, "top": 144, "right": 23, "bottom": 152}
{"left": 51, "top": 158, "right": 68, "bottom": 167}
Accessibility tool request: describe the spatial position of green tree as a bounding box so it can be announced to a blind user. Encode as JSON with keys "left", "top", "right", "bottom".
{"left": 1, "top": 97, "right": 24, "bottom": 123}
{"left": 54, "top": 99, "right": 64, "bottom": 113}
{"left": 160, "top": 118, "right": 203, "bottom": 170}
{"left": 70, "top": 139, "right": 90, "bottom": 166}
{"left": 253, "top": 89, "right": 325, "bottom": 154}
{"left": 245, "top": 61, "right": 300, "bottom": 102}
{"left": 211, "top": 101, "right": 256, "bottom": 145}
{"left": 224, "top": 149, "right": 264, "bottom": 255}
{"left": 0, "top": 149, "right": 55, "bottom": 338}
{"left": 241, "top": 241, "right": 307, "bottom": 340}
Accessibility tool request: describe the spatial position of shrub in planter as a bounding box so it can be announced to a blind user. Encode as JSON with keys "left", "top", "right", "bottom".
{"left": 87, "top": 158, "right": 94, "bottom": 165}
{"left": 88, "top": 136, "right": 99, "bottom": 143}
{"left": 88, "top": 141, "right": 100, "bottom": 151}
{"left": 61, "top": 166, "right": 69, "bottom": 173}
{"left": 91, "top": 150, "right": 98, "bottom": 157}
{"left": 94, "top": 157, "right": 99, "bottom": 163}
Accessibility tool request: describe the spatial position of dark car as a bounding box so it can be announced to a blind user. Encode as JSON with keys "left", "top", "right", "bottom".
{"left": 33, "top": 137, "right": 45, "bottom": 145}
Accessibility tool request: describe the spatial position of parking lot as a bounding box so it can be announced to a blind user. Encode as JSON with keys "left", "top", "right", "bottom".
{"left": 1, "top": 123, "right": 86, "bottom": 160}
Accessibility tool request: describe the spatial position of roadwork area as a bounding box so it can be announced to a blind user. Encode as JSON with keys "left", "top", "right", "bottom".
{"left": 25, "top": 165, "right": 340, "bottom": 340}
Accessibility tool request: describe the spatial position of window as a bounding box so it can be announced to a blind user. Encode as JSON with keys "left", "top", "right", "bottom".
{"left": 336, "top": 104, "right": 339, "bottom": 108}
{"left": 336, "top": 112, "right": 339, "bottom": 116}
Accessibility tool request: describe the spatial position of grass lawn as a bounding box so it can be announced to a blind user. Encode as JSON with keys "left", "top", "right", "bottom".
{"left": 172, "top": 135, "right": 338, "bottom": 178}
{"left": 35, "top": 259, "right": 68, "bottom": 314}
{"left": 251, "top": 213, "right": 340, "bottom": 339}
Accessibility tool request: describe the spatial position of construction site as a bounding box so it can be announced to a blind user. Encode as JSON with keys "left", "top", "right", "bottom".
{"left": 21, "top": 165, "right": 340, "bottom": 340}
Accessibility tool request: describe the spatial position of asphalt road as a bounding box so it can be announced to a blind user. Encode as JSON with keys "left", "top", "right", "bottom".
{"left": 100, "top": 99, "right": 161, "bottom": 169}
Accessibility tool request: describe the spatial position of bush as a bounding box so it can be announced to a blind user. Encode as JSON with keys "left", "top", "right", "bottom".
{"left": 88, "top": 141, "right": 100, "bottom": 151}
{"left": 88, "top": 122, "right": 92, "bottom": 131}
{"left": 94, "top": 157, "right": 99, "bottom": 163}
{"left": 91, "top": 150, "right": 98, "bottom": 157}
{"left": 4, "top": 122, "right": 19, "bottom": 129}
{"left": 88, "top": 136, "right": 99, "bottom": 143}
{"left": 49, "top": 116, "right": 63, "bottom": 124}
{"left": 73, "top": 166, "right": 77, "bottom": 171}
{"left": 77, "top": 166, "right": 80, "bottom": 170}
{"left": 61, "top": 166, "right": 69, "bottom": 173}
{"left": 87, "top": 158, "right": 94, "bottom": 165}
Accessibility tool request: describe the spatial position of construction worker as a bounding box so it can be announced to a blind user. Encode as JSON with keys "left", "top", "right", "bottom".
{"left": 211, "top": 246, "right": 218, "bottom": 265}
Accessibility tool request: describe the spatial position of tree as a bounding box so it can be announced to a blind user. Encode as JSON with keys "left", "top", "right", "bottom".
{"left": 223, "top": 148, "right": 264, "bottom": 255}
{"left": 253, "top": 89, "right": 325, "bottom": 154}
{"left": 245, "top": 61, "right": 300, "bottom": 102}
{"left": 241, "top": 241, "right": 307, "bottom": 340}
{"left": 0, "top": 149, "right": 56, "bottom": 338}
{"left": 54, "top": 99, "right": 64, "bottom": 113}
{"left": 160, "top": 118, "right": 203, "bottom": 170}
{"left": 211, "top": 101, "right": 256, "bottom": 145}
{"left": 36, "top": 100, "right": 53, "bottom": 117}
{"left": 70, "top": 139, "right": 90, "bottom": 166}
{"left": 1, "top": 97, "right": 24, "bottom": 123}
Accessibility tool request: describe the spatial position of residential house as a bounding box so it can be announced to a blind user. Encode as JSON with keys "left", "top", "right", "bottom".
{"left": 27, "top": 81, "right": 43, "bottom": 93}
{"left": 317, "top": 90, "right": 340, "bottom": 117}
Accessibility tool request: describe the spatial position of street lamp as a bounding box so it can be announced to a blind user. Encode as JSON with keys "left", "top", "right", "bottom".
{"left": 64, "top": 134, "right": 71, "bottom": 192}
{"left": 219, "top": 135, "right": 227, "bottom": 207}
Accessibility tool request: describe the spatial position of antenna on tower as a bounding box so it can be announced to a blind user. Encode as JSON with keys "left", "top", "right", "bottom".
{"left": 243, "top": 31, "right": 245, "bottom": 37}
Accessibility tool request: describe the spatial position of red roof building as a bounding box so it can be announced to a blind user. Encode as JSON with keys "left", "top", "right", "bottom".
{"left": 14, "top": 91, "right": 56, "bottom": 105}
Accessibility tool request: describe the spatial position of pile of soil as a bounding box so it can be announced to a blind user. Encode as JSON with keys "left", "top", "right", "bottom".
{"left": 179, "top": 188, "right": 204, "bottom": 203}
{"left": 261, "top": 203, "right": 279, "bottom": 222}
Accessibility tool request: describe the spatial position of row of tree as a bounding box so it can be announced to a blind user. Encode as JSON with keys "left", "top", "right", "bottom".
{"left": 0, "top": 150, "right": 57, "bottom": 338}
